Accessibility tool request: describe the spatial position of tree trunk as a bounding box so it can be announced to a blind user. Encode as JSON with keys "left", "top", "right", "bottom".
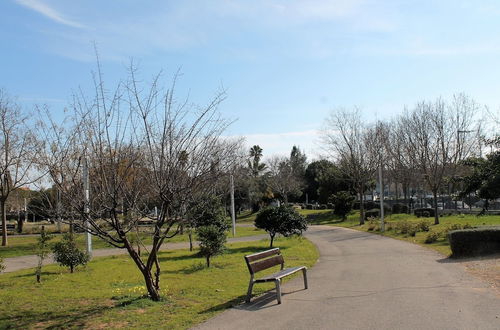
{"left": 124, "top": 238, "right": 161, "bottom": 301}
{"left": 432, "top": 190, "right": 439, "bottom": 225}
{"left": 153, "top": 255, "right": 161, "bottom": 290}
{"left": 17, "top": 215, "right": 23, "bottom": 234}
{"left": 359, "top": 189, "right": 365, "bottom": 225}
{"left": 206, "top": 256, "right": 210, "bottom": 268}
{"left": 142, "top": 268, "right": 161, "bottom": 301}
{"left": 270, "top": 233, "right": 275, "bottom": 248}
{"left": 1, "top": 199, "right": 7, "bottom": 246}
{"left": 70, "top": 265, "right": 74, "bottom": 273}
{"left": 189, "top": 232, "right": 193, "bottom": 251}
{"left": 403, "top": 183, "right": 409, "bottom": 212}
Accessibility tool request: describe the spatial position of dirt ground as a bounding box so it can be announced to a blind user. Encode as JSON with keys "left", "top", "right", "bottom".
{"left": 460, "top": 254, "right": 500, "bottom": 296}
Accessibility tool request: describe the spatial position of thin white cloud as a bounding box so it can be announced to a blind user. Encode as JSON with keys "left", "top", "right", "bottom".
{"left": 234, "top": 129, "right": 321, "bottom": 159}
{"left": 15, "top": 0, "right": 85, "bottom": 28}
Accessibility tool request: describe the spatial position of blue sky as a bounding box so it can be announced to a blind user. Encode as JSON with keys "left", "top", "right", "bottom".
{"left": 2, "top": 0, "right": 500, "bottom": 159}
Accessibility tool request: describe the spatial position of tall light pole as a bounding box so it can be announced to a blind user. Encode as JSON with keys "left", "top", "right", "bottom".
{"left": 83, "top": 157, "right": 92, "bottom": 256}
{"left": 457, "top": 130, "right": 475, "bottom": 209}
{"left": 379, "top": 166, "right": 385, "bottom": 232}
{"left": 24, "top": 198, "right": 28, "bottom": 223}
{"left": 230, "top": 174, "right": 236, "bottom": 237}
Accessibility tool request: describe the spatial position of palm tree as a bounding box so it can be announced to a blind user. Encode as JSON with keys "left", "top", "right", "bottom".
{"left": 248, "top": 145, "right": 266, "bottom": 177}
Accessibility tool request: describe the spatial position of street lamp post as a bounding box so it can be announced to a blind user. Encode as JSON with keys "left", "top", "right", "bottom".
{"left": 83, "top": 157, "right": 92, "bottom": 256}
{"left": 379, "top": 166, "right": 385, "bottom": 232}
{"left": 230, "top": 175, "right": 236, "bottom": 237}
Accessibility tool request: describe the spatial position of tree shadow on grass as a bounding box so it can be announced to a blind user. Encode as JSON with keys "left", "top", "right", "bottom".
{"left": 157, "top": 251, "right": 199, "bottom": 262}
{"left": 224, "top": 245, "right": 291, "bottom": 256}
{"left": 0, "top": 296, "right": 149, "bottom": 329}
{"left": 161, "top": 261, "right": 206, "bottom": 275}
{"left": 15, "top": 270, "right": 60, "bottom": 278}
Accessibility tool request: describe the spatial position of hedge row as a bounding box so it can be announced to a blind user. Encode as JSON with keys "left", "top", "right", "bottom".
{"left": 448, "top": 226, "right": 500, "bottom": 257}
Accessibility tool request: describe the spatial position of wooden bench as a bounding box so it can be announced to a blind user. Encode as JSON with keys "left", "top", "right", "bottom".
{"left": 244, "top": 248, "right": 308, "bottom": 304}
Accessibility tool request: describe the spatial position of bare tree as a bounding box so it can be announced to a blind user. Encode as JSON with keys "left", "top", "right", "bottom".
{"left": 321, "top": 108, "right": 378, "bottom": 224}
{"left": 0, "top": 90, "right": 41, "bottom": 246}
{"left": 267, "top": 156, "right": 304, "bottom": 204}
{"left": 39, "top": 64, "right": 240, "bottom": 301}
{"left": 398, "top": 95, "right": 480, "bottom": 224}
{"left": 379, "top": 119, "right": 418, "bottom": 208}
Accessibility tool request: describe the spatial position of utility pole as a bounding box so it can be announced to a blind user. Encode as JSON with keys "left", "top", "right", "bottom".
{"left": 56, "top": 189, "right": 61, "bottom": 232}
{"left": 379, "top": 166, "right": 385, "bottom": 232}
{"left": 230, "top": 175, "right": 236, "bottom": 237}
{"left": 24, "top": 198, "right": 28, "bottom": 223}
{"left": 83, "top": 157, "right": 92, "bottom": 256}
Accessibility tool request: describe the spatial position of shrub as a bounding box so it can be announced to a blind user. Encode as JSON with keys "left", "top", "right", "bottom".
{"left": 462, "top": 223, "right": 473, "bottom": 229}
{"left": 306, "top": 204, "right": 313, "bottom": 210}
{"left": 188, "top": 195, "right": 228, "bottom": 251}
{"left": 0, "top": 256, "right": 4, "bottom": 273}
{"left": 197, "top": 225, "right": 227, "bottom": 268}
{"left": 442, "top": 223, "right": 462, "bottom": 236}
{"left": 424, "top": 231, "right": 440, "bottom": 244}
{"left": 416, "top": 220, "right": 430, "bottom": 232}
{"left": 329, "top": 191, "right": 355, "bottom": 221}
{"left": 448, "top": 226, "right": 500, "bottom": 257}
{"left": 408, "top": 226, "right": 417, "bottom": 237}
{"left": 392, "top": 203, "right": 408, "bottom": 214}
{"left": 367, "top": 218, "right": 377, "bottom": 231}
{"left": 35, "top": 226, "right": 53, "bottom": 283}
{"left": 364, "top": 209, "right": 380, "bottom": 220}
{"left": 327, "top": 203, "right": 334, "bottom": 209}
{"left": 189, "top": 195, "right": 229, "bottom": 232}
{"left": 255, "top": 205, "right": 308, "bottom": 248}
{"left": 319, "top": 204, "right": 327, "bottom": 210}
{"left": 414, "top": 208, "right": 435, "bottom": 218}
{"left": 396, "top": 220, "right": 412, "bottom": 235}
{"left": 52, "top": 233, "right": 90, "bottom": 273}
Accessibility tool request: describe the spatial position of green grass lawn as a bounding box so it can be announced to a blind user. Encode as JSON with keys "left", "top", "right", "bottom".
{"left": 303, "top": 209, "right": 500, "bottom": 256}
{"left": 0, "top": 226, "right": 266, "bottom": 258}
{"left": 234, "top": 210, "right": 257, "bottom": 223}
{"left": 0, "top": 236, "right": 318, "bottom": 329}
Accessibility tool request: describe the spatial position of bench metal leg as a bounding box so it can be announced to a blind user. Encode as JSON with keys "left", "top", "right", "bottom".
{"left": 246, "top": 280, "right": 254, "bottom": 303}
{"left": 302, "top": 268, "right": 308, "bottom": 289}
{"left": 275, "top": 279, "right": 282, "bottom": 304}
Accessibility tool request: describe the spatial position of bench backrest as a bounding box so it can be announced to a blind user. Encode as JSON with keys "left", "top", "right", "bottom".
{"left": 244, "top": 248, "right": 284, "bottom": 275}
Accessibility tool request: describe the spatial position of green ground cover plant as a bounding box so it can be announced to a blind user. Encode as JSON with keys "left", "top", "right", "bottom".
{"left": 0, "top": 226, "right": 265, "bottom": 258}
{"left": 304, "top": 209, "right": 500, "bottom": 256}
{"left": 0, "top": 236, "right": 318, "bottom": 329}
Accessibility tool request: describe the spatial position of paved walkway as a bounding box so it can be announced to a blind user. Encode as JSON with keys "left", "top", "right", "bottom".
{"left": 1, "top": 234, "right": 267, "bottom": 273}
{"left": 195, "top": 225, "right": 500, "bottom": 330}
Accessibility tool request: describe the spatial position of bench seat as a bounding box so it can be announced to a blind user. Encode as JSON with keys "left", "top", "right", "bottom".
{"left": 255, "top": 266, "right": 306, "bottom": 282}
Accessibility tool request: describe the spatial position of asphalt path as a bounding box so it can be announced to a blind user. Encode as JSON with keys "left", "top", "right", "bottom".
{"left": 195, "top": 225, "right": 500, "bottom": 330}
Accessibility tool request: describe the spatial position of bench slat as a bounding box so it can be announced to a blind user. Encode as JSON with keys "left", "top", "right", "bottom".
{"left": 249, "top": 255, "right": 284, "bottom": 274}
{"left": 255, "top": 266, "right": 306, "bottom": 282}
{"left": 245, "top": 248, "right": 280, "bottom": 262}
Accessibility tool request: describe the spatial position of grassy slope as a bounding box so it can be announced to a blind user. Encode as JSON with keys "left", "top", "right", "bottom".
{"left": 0, "top": 226, "right": 265, "bottom": 258}
{"left": 0, "top": 236, "right": 317, "bottom": 329}
{"left": 303, "top": 209, "right": 500, "bottom": 256}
